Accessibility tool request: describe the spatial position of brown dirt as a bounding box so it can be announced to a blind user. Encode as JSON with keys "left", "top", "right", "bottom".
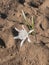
{"left": 0, "top": 0, "right": 49, "bottom": 65}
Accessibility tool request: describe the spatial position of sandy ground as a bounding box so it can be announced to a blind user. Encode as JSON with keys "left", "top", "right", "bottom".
{"left": 0, "top": 0, "right": 49, "bottom": 65}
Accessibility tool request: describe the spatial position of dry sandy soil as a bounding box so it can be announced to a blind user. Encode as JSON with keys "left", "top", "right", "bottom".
{"left": 0, "top": 0, "right": 49, "bottom": 65}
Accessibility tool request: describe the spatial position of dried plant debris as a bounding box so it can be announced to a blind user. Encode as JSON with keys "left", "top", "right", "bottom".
{"left": 29, "top": 0, "right": 44, "bottom": 8}
{"left": 0, "top": 12, "right": 7, "bottom": 19}
{"left": 18, "top": 0, "right": 25, "bottom": 4}
{"left": 45, "top": 7, "right": 49, "bottom": 20}
{"left": 0, "top": 38, "right": 6, "bottom": 48}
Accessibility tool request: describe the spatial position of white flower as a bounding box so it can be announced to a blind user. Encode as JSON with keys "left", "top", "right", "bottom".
{"left": 14, "top": 25, "right": 34, "bottom": 47}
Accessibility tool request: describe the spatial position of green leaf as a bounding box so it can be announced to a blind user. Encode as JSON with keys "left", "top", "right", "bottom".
{"left": 22, "top": 10, "right": 29, "bottom": 25}
{"left": 22, "top": 10, "right": 26, "bottom": 21}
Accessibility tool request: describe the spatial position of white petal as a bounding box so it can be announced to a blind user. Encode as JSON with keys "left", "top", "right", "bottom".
{"left": 14, "top": 36, "right": 19, "bottom": 39}
{"left": 28, "top": 38, "right": 31, "bottom": 43}
{"left": 20, "top": 38, "right": 26, "bottom": 47}
{"left": 28, "top": 29, "right": 34, "bottom": 34}
{"left": 15, "top": 27, "right": 20, "bottom": 32}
